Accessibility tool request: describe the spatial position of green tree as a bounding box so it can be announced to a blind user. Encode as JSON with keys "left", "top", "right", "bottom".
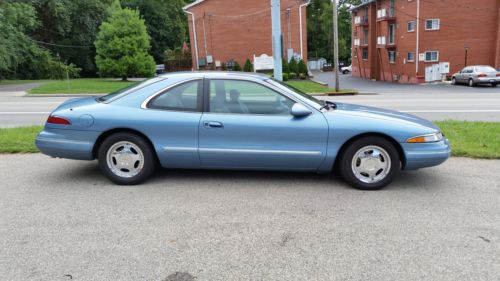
{"left": 298, "top": 59, "right": 308, "bottom": 75}
{"left": 233, "top": 61, "right": 242, "bottom": 71}
{"left": 307, "top": 0, "right": 360, "bottom": 62}
{"left": 289, "top": 57, "right": 298, "bottom": 74}
{"left": 95, "top": 1, "right": 155, "bottom": 80}
{"left": 29, "top": 0, "right": 114, "bottom": 76}
{"left": 122, "top": 0, "right": 189, "bottom": 63}
{"left": 243, "top": 59, "right": 253, "bottom": 72}
{"left": 282, "top": 58, "right": 290, "bottom": 74}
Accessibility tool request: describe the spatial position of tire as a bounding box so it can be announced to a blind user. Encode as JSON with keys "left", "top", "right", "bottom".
{"left": 468, "top": 79, "right": 475, "bottom": 87}
{"left": 338, "top": 136, "right": 400, "bottom": 190}
{"left": 492, "top": 83, "right": 497, "bottom": 88}
{"left": 98, "top": 133, "right": 156, "bottom": 185}
{"left": 343, "top": 70, "right": 348, "bottom": 74}
{"left": 451, "top": 77, "right": 456, "bottom": 85}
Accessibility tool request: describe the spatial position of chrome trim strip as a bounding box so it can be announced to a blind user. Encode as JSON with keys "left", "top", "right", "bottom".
{"left": 36, "top": 138, "right": 90, "bottom": 145}
{"left": 162, "top": 146, "right": 198, "bottom": 152}
{"left": 199, "top": 148, "right": 322, "bottom": 156}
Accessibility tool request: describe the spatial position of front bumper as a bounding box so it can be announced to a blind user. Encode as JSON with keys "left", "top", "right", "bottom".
{"left": 401, "top": 138, "right": 451, "bottom": 170}
{"left": 35, "top": 128, "right": 100, "bottom": 160}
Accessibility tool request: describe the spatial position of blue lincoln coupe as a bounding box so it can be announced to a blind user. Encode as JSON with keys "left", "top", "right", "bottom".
{"left": 35, "top": 72, "right": 451, "bottom": 190}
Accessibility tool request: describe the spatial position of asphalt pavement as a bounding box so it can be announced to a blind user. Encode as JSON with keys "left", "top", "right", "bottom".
{"left": 1, "top": 154, "right": 499, "bottom": 281}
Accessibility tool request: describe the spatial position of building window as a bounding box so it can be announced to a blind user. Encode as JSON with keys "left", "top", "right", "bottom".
{"left": 425, "top": 19, "right": 440, "bottom": 30}
{"left": 362, "top": 48, "right": 368, "bottom": 60}
{"left": 388, "top": 51, "right": 396, "bottom": 63}
{"left": 407, "top": 52, "right": 415, "bottom": 62}
{"left": 389, "top": 0, "right": 395, "bottom": 17}
{"left": 425, "top": 51, "right": 439, "bottom": 62}
{"left": 388, "top": 24, "right": 396, "bottom": 44}
{"left": 407, "top": 21, "right": 415, "bottom": 32}
{"left": 363, "top": 28, "right": 369, "bottom": 44}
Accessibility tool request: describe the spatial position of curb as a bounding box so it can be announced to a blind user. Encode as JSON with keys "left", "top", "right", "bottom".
{"left": 26, "top": 93, "right": 105, "bottom": 97}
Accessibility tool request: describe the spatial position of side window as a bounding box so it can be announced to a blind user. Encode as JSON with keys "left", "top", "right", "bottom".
{"left": 209, "top": 80, "right": 294, "bottom": 115}
{"left": 148, "top": 80, "right": 201, "bottom": 111}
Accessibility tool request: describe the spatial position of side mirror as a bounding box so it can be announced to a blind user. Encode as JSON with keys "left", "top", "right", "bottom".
{"left": 290, "top": 103, "right": 312, "bottom": 117}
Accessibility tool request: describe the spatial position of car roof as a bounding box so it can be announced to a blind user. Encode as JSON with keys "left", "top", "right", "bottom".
{"left": 157, "top": 71, "right": 270, "bottom": 81}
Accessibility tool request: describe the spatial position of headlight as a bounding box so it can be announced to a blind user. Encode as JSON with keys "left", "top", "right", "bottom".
{"left": 406, "top": 132, "right": 443, "bottom": 143}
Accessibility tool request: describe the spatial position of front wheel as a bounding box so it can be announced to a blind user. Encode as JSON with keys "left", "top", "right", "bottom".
{"left": 338, "top": 137, "right": 400, "bottom": 190}
{"left": 98, "top": 133, "right": 156, "bottom": 185}
{"left": 451, "top": 77, "right": 457, "bottom": 85}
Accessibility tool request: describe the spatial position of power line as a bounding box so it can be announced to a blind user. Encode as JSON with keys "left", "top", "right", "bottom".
{"left": 27, "top": 38, "right": 93, "bottom": 48}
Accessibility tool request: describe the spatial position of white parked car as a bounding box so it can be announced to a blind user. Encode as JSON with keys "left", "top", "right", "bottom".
{"left": 341, "top": 65, "right": 352, "bottom": 74}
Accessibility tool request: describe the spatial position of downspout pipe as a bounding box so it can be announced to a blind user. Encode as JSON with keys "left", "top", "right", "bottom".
{"left": 415, "top": 0, "right": 420, "bottom": 77}
{"left": 183, "top": 9, "right": 199, "bottom": 70}
{"left": 299, "top": 0, "right": 311, "bottom": 60}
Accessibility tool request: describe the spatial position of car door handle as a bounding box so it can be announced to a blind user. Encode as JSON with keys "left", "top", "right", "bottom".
{"left": 204, "top": 121, "right": 223, "bottom": 128}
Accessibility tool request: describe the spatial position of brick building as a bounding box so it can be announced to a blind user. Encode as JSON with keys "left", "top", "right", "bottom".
{"left": 351, "top": 0, "right": 500, "bottom": 84}
{"left": 183, "top": 0, "right": 309, "bottom": 70}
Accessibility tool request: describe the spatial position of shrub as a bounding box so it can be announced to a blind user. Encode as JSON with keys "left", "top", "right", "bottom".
{"left": 221, "top": 62, "right": 227, "bottom": 71}
{"left": 243, "top": 59, "right": 253, "bottom": 72}
{"left": 289, "top": 72, "right": 297, "bottom": 80}
{"left": 282, "top": 73, "right": 289, "bottom": 81}
{"left": 289, "top": 57, "right": 298, "bottom": 75}
{"left": 282, "top": 58, "right": 290, "bottom": 74}
{"left": 95, "top": 2, "right": 155, "bottom": 80}
{"left": 299, "top": 73, "right": 307, "bottom": 80}
{"left": 298, "top": 59, "right": 308, "bottom": 75}
{"left": 234, "top": 61, "right": 242, "bottom": 71}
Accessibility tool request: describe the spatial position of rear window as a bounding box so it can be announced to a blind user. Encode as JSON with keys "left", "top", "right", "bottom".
{"left": 475, "top": 66, "right": 496, "bottom": 73}
{"left": 97, "top": 77, "right": 167, "bottom": 103}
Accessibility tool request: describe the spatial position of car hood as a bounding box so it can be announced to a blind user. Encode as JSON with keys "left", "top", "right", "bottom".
{"left": 329, "top": 102, "right": 439, "bottom": 131}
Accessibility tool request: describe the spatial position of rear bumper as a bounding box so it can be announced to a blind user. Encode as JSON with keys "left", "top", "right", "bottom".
{"left": 35, "top": 128, "right": 100, "bottom": 160}
{"left": 401, "top": 139, "right": 451, "bottom": 170}
{"left": 475, "top": 77, "right": 500, "bottom": 84}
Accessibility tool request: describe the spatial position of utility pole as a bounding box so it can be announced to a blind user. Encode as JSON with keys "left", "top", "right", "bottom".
{"left": 271, "top": 0, "right": 283, "bottom": 81}
{"left": 332, "top": 0, "right": 340, "bottom": 91}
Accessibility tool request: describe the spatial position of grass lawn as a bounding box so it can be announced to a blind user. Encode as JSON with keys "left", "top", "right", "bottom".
{"left": 29, "top": 79, "right": 135, "bottom": 94}
{"left": 285, "top": 80, "right": 354, "bottom": 94}
{"left": 1, "top": 121, "right": 499, "bottom": 159}
{"left": 0, "top": 126, "right": 42, "bottom": 153}
{"left": 435, "top": 121, "right": 500, "bottom": 159}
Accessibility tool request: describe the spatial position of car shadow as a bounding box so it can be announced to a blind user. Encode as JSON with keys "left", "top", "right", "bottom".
{"left": 54, "top": 161, "right": 445, "bottom": 192}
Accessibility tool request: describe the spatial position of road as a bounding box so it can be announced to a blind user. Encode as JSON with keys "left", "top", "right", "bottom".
{"left": 0, "top": 77, "right": 499, "bottom": 128}
{"left": 1, "top": 154, "right": 499, "bottom": 280}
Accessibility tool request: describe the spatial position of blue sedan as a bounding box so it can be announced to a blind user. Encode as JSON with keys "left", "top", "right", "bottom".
{"left": 36, "top": 72, "right": 451, "bottom": 190}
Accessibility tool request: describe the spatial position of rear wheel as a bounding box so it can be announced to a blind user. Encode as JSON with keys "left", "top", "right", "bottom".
{"left": 492, "top": 83, "right": 497, "bottom": 88}
{"left": 338, "top": 136, "right": 400, "bottom": 190}
{"left": 468, "top": 78, "right": 475, "bottom": 87}
{"left": 98, "top": 133, "right": 156, "bottom": 185}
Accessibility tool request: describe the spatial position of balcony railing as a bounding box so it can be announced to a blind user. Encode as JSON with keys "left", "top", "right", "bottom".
{"left": 355, "top": 16, "right": 369, "bottom": 25}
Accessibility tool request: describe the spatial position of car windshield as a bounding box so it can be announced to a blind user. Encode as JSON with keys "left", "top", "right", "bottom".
{"left": 266, "top": 79, "right": 324, "bottom": 108}
{"left": 97, "top": 77, "right": 167, "bottom": 102}
{"left": 475, "top": 66, "right": 496, "bottom": 72}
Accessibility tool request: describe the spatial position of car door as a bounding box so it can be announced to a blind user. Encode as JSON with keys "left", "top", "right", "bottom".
{"left": 198, "top": 78, "right": 329, "bottom": 171}
{"left": 142, "top": 79, "right": 203, "bottom": 168}
{"left": 457, "top": 67, "right": 468, "bottom": 83}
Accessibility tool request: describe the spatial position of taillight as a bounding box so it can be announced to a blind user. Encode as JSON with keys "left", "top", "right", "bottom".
{"left": 47, "top": 116, "right": 71, "bottom": 125}
{"left": 497, "top": 73, "right": 500, "bottom": 77}
{"left": 477, "top": 73, "right": 487, "bottom": 78}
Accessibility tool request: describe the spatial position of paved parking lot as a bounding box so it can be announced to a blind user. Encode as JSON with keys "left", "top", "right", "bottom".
{"left": 1, "top": 154, "right": 499, "bottom": 281}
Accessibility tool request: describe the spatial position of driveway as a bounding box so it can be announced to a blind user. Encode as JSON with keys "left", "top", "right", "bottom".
{"left": 1, "top": 154, "right": 499, "bottom": 281}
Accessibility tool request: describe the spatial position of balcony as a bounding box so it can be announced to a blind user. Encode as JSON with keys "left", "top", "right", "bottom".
{"left": 376, "top": 8, "right": 396, "bottom": 21}
{"left": 354, "top": 16, "right": 369, "bottom": 26}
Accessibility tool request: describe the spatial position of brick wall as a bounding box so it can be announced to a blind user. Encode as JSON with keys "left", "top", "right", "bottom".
{"left": 352, "top": 0, "right": 500, "bottom": 84}
{"left": 185, "top": 0, "right": 308, "bottom": 70}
